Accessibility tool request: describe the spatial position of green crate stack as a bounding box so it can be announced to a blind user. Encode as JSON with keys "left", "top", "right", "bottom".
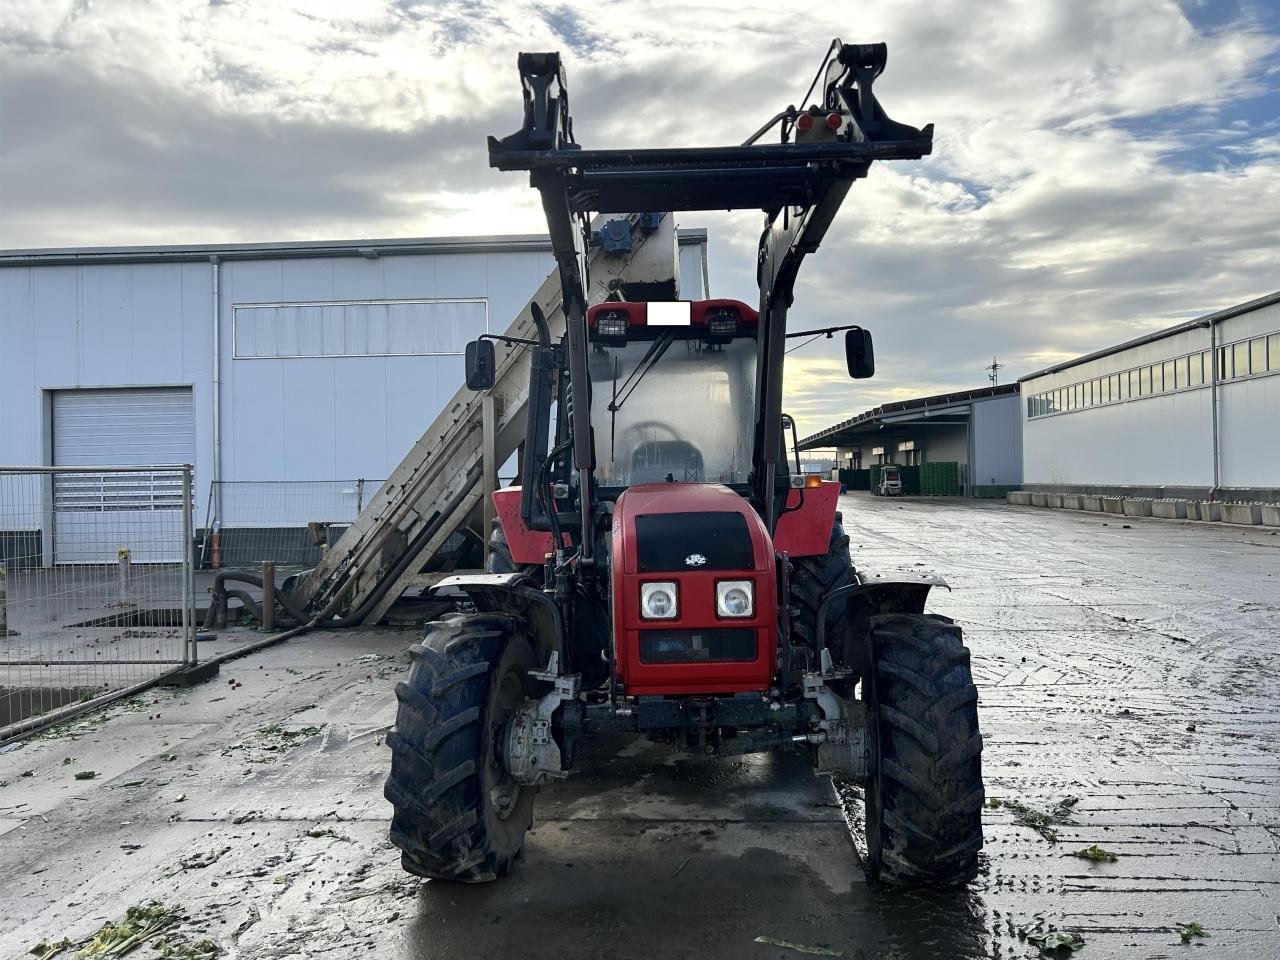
{"left": 919, "top": 461, "right": 960, "bottom": 496}
{"left": 870, "top": 464, "right": 882, "bottom": 490}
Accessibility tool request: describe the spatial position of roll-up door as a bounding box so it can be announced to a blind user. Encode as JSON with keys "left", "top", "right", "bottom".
{"left": 51, "top": 387, "right": 194, "bottom": 563}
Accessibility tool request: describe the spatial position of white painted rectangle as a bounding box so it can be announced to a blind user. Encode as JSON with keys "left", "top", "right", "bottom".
{"left": 647, "top": 301, "right": 692, "bottom": 326}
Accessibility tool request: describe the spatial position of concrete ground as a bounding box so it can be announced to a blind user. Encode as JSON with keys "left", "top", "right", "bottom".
{"left": 1, "top": 494, "right": 1277, "bottom": 959}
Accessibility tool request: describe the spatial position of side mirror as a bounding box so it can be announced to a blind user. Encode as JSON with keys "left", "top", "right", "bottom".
{"left": 845, "top": 328, "right": 875, "bottom": 379}
{"left": 465, "top": 338, "right": 496, "bottom": 390}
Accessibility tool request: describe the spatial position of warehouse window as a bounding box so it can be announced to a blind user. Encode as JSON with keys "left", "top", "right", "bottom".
{"left": 1270, "top": 334, "right": 1280, "bottom": 371}
{"left": 1161, "top": 360, "right": 1173, "bottom": 392}
{"left": 1233, "top": 341, "right": 1249, "bottom": 378}
{"left": 1218, "top": 346, "right": 1231, "bottom": 380}
{"left": 1201, "top": 350, "right": 1212, "bottom": 382}
{"left": 1117, "top": 371, "right": 1129, "bottom": 400}
{"left": 1188, "top": 353, "right": 1203, "bottom": 386}
{"left": 1109, "top": 373, "right": 1120, "bottom": 401}
{"left": 1173, "top": 357, "right": 1184, "bottom": 389}
{"left": 1139, "top": 366, "right": 1150, "bottom": 396}
{"left": 233, "top": 298, "right": 488, "bottom": 358}
{"left": 1249, "top": 337, "right": 1265, "bottom": 375}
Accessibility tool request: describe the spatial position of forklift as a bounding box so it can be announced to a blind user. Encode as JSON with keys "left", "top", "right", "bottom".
{"left": 384, "top": 39, "right": 983, "bottom": 887}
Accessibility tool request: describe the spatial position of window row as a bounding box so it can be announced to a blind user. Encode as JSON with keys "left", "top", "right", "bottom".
{"left": 1027, "top": 331, "right": 1280, "bottom": 419}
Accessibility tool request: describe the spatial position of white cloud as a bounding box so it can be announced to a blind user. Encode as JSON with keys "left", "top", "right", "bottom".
{"left": 1, "top": 0, "right": 1278, "bottom": 437}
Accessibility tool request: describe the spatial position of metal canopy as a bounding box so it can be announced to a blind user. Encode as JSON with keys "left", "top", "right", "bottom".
{"left": 798, "top": 383, "right": 1019, "bottom": 450}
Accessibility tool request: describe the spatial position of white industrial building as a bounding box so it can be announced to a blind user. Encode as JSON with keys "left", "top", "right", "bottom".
{"left": 1020, "top": 291, "right": 1280, "bottom": 500}
{"left": 798, "top": 384, "right": 1024, "bottom": 497}
{"left": 0, "top": 230, "right": 708, "bottom": 562}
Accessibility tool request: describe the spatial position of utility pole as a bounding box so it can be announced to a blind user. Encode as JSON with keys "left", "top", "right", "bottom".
{"left": 987, "top": 356, "right": 1003, "bottom": 386}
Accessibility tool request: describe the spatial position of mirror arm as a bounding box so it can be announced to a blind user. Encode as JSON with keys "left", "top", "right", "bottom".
{"left": 785, "top": 323, "right": 863, "bottom": 339}
{"left": 479, "top": 332, "right": 542, "bottom": 348}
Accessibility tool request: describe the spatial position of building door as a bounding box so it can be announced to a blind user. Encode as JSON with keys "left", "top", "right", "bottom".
{"left": 51, "top": 387, "right": 194, "bottom": 563}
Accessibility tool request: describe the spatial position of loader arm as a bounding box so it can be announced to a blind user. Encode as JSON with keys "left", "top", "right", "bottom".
{"left": 488, "top": 41, "right": 933, "bottom": 538}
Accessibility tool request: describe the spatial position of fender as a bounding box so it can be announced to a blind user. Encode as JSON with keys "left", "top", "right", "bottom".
{"left": 773, "top": 480, "right": 840, "bottom": 557}
{"left": 815, "top": 573, "right": 950, "bottom": 674}
{"left": 432, "top": 572, "right": 565, "bottom": 665}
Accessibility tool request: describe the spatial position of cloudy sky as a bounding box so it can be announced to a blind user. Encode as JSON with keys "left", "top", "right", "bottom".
{"left": 2, "top": 0, "right": 1278, "bottom": 439}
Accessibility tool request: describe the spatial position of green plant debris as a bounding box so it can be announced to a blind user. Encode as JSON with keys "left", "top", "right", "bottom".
{"left": 29, "top": 937, "right": 72, "bottom": 959}
{"left": 304, "top": 827, "right": 352, "bottom": 842}
{"left": 1177, "top": 921, "right": 1208, "bottom": 943}
{"left": 1018, "top": 921, "right": 1085, "bottom": 954}
{"left": 78, "top": 691, "right": 94, "bottom": 703}
{"left": 29, "top": 901, "right": 193, "bottom": 958}
{"left": 223, "top": 724, "right": 321, "bottom": 763}
{"left": 73, "top": 771, "right": 96, "bottom": 781}
{"left": 176, "top": 846, "right": 231, "bottom": 872}
{"left": 156, "top": 940, "right": 220, "bottom": 959}
{"left": 28, "top": 690, "right": 178, "bottom": 744}
{"left": 987, "top": 796, "right": 1079, "bottom": 842}
{"left": 1072, "top": 843, "right": 1118, "bottom": 862}
{"left": 753, "top": 935, "right": 843, "bottom": 957}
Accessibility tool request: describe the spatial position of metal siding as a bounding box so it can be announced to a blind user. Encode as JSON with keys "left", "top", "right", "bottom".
{"left": 1023, "top": 387, "right": 1213, "bottom": 488}
{"left": 233, "top": 300, "right": 487, "bottom": 358}
{"left": 972, "top": 395, "right": 1023, "bottom": 487}
{"left": 1220, "top": 373, "right": 1280, "bottom": 488}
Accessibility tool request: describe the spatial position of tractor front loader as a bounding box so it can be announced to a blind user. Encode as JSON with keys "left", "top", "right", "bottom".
{"left": 384, "top": 39, "right": 983, "bottom": 887}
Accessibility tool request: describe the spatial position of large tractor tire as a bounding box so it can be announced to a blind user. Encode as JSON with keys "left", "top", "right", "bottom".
{"left": 864, "top": 612, "right": 984, "bottom": 886}
{"left": 384, "top": 613, "right": 537, "bottom": 882}
{"left": 790, "top": 513, "right": 856, "bottom": 661}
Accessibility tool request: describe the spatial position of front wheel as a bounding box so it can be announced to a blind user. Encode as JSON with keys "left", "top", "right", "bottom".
{"left": 384, "top": 613, "right": 537, "bottom": 882}
{"left": 864, "top": 613, "right": 984, "bottom": 886}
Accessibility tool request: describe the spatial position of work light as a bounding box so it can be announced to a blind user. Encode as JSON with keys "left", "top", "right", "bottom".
{"left": 640, "top": 581, "right": 678, "bottom": 620}
{"left": 596, "top": 309, "right": 629, "bottom": 339}
{"left": 716, "top": 580, "right": 754, "bottom": 618}
{"left": 706, "top": 307, "right": 738, "bottom": 339}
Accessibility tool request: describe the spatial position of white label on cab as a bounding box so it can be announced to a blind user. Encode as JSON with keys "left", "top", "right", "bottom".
{"left": 647, "top": 301, "right": 692, "bottom": 326}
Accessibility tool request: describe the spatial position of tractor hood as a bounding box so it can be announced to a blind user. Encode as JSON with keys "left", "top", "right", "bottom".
{"left": 609, "top": 483, "right": 777, "bottom": 695}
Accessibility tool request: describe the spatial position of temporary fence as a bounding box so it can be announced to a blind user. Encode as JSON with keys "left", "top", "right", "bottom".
{"left": 0, "top": 465, "right": 195, "bottom": 743}
{"left": 201, "top": 479, "right": 382, "bottom": 570}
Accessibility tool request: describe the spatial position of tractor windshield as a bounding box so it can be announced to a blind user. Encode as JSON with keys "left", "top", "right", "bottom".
{"left": 587, "top": 333, "right": 756, "bottom": 487}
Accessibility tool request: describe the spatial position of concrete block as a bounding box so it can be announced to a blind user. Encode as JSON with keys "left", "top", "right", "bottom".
{"left": 1195, "top": 501, "right": 1221, "bottom": 522}
{"left": 1122, "top": 499, "right": 1153, "bottom": 517}
{"left": 1152, "top": 500, "right": 1188, "bottom": 519}
{"left": 1261, "top": 504, "right": 1280, "bottom": 527}
{"left": 1030, "top": 493, "right": 1048, "bottom": 507}
{"left": 1102, "top": 497, "right": 1125, "bottom": 515}
{"left": 1047, "top": 493, "right": 1064, "bottom": 508}
{"left": 1080, "top": 496, "right": 1103, "bottom": 512}
{"left": 1222, "top": 502, "right": 1262, "bottom": 525}
{"left": 1061, "top": 495, "right": 1082, "bottom": 510}
{"left": 1007, "top": 491, "right": 1033, "bottom": 506}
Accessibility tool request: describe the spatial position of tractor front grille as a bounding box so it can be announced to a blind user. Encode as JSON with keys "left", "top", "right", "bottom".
{"left": 638, "top": 628, "right": 756, "bottom": 664}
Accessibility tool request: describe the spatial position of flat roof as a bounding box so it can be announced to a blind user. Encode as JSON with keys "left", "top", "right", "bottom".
{"left": 1019, "top": 290, "right": 1280, "bottom": 383}
{"left": 0, "top": 228, "right": 709, "bottom": 267}
{"left": 798, "top": 382, "right": 1019, "bottom": 449}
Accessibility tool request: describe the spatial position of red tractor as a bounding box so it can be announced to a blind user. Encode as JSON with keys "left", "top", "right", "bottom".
{"left": 384, "top": 41, "right": 983, "bottom": 886}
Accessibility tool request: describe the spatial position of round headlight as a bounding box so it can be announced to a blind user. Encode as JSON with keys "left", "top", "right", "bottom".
{"left": 640, "top": 581, "right": 678, "bottom": 620}
{"left": 716, "top": 580, "right": 754, "bottom": 618}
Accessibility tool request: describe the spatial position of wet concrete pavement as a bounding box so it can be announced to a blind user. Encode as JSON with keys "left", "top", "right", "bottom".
{"left": 1, "top": 494, "right": 1277, "bottom": 958}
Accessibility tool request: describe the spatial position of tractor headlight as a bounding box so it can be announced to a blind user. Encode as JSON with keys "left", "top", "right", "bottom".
{"left": 716, "top": 580, "right": 754, "bottom": 618}
{"left": 640, "top": 581, "right": 678, "bottom": 620}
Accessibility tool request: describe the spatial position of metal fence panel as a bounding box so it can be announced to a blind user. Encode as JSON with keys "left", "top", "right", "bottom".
{"left": 203, "top": 479, "right": 382, "bottom": 569}
{"left": 0, "top": 465, "right": 195, "bottom": 742}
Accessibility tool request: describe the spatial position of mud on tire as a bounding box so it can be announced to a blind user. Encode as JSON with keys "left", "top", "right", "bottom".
{"left": 384, "top": 613, "right": 536, "bottom": 882}
{"left": 865, "top": 613, "right": 984, "bottom": 886}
